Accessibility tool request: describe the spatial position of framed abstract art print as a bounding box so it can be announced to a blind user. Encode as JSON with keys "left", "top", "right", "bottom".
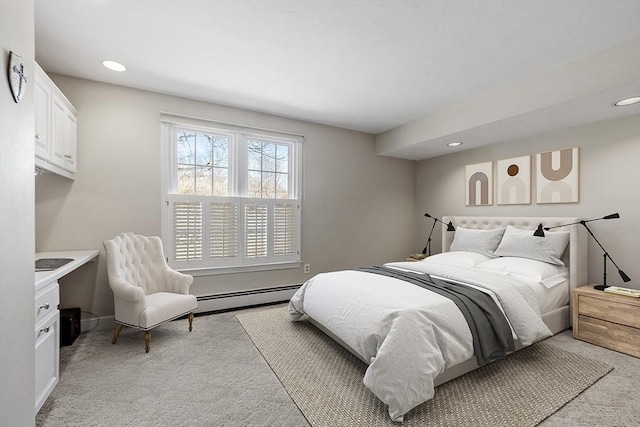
{"left": 465, "top": 162, "right": 493, "bottom": 206}
{"left": 536, "top": 147, "right": 579, "bottom": 204}
{"left": 497, "top": 155, "right": 531, "bottom": 205}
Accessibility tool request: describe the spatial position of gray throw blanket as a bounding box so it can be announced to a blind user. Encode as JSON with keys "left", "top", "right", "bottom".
{"left": 357, "top": 265, "right": 515, "bottom": 366}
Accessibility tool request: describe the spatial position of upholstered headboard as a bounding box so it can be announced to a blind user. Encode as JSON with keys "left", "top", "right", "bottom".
{"left": 441, "top": 216, "right": 588, "bottom": 292}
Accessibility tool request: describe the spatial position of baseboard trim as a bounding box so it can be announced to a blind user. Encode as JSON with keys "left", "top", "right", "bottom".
{"left": 78, "top": 284, "right": 302, "bottom": 333}
{"left": 195, "top": 284, "right": 301, "bottom": 314}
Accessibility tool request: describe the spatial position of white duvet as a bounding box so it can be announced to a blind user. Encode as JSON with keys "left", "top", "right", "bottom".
{"left": 288, "top": 262, "right": 552, "bottom": 422}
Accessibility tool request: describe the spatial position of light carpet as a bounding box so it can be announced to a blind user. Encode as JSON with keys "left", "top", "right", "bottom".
{"left": 236, "top": 306, "right": 613, "bottom": 427}
{"left": 36, "top": 311, "right": 309, "bottom": 427}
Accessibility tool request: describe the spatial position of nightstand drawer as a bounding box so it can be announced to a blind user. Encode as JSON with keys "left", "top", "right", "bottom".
{"left": 576, "top": 314, "right": 640, "bottom": 358}
{"left": 577, "top": 294, "right": 640, "bottom": 329}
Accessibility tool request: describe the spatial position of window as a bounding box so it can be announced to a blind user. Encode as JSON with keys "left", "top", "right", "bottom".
{"left": 161, "top": 114, "right": 302, "bottom": 274}
{"left": 176, "top": 130, "right": 230, "bottom": 196}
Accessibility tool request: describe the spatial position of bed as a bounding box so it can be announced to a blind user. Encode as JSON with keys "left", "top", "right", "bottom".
{"left": 288, "top": 216, "right": 587, "bottom": 422}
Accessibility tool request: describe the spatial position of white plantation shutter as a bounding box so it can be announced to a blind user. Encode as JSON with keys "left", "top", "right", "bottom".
{"left": 274, "top": 203, "right": 297, "bottom": 256}
{"left": 167, "top": 196, "right": 299, "bottom": 270}
{"left": 169, "top": 195, "right": 241, "bottom": 269}
{"left": 210, "top": 202, "right": 238, "bottom": 259}
{"left": 244, "top": 203, "right": 268, "bottom": 258}
{"left": 173, "top": 200, "right": 202, "bottom": 261}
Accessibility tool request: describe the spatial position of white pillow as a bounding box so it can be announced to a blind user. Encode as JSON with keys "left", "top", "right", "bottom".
{"left": 424, "top": 251, "right": 493, "bottom": 268}
{"left": 449, "top": 227, "right": 505, "bottom": 258}
{"left": 477, "top": 257, "right": 569, "bottom": 288}
{"left": 494, "top": 225, "right": 569, "bottom": 266}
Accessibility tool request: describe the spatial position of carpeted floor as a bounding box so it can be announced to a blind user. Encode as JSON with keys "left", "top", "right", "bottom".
{"left": 37, "top": 303, "right": 640, "bottom": 426}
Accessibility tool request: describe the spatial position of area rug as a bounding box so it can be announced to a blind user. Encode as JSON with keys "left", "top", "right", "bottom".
{"left": 236, "top": 306, "right": 613, "bottom": 427}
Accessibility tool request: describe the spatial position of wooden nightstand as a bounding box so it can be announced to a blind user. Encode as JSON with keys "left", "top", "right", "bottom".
{"left": 572, "top": 285, "right": 640, "bottom": 358}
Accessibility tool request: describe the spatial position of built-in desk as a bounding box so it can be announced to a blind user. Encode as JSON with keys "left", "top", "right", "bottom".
{"left": 36, "top": 249, "right": 100, "bottom": 292}
{"left": 34, "top": 249, "right": 99, "bottom": 414}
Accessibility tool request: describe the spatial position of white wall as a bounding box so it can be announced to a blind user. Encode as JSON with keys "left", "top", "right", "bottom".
{"left": 35, "top": 76, "right": 417, "bottom": 317}
{"left": 417, "top": 115, "right": 640, "bottom": 289}
{"left": 0, "top": 1, "right": 36, "bottom": 425}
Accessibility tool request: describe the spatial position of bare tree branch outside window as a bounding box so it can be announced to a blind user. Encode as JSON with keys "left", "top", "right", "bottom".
{"left": 247, "top": 139, "right": 289, "bottom": 199}
{"left": 177, "top": 130, "right": 229, "bottom": 196}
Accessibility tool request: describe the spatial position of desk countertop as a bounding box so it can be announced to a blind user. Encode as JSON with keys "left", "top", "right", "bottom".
{"left": 35, "top": 250, "right": 100, "bottom": 291}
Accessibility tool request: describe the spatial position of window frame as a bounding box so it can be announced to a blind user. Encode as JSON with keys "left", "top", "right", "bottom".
{"left": 238, "top": 132, "right": 299, "bottom": 200}
{"left": 170, "top": 125, "right": 237, "bottom": 197}
{"left": 161, "top": 114, "right": 303, "bottom": 276}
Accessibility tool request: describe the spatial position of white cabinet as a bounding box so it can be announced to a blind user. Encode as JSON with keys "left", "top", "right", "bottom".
{"left": 34, "top": 250, "right": 100, "bottom": 414}
{"left": 34, "top": 72, "right": 51, "bottom": 160}
{"left": 34, "top": 62, "right": 78, "bottom": 179}
{"left": 34, "top": 281, "right": 60, "bottom": 414}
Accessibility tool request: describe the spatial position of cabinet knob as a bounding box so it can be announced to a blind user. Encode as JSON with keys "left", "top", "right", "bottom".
{"left": 39, "top": 327, "right": 50, "bottom": 334}
{"left": 39, "top": 303, "right": 50, "bottom": 310}
{"left": 35, "top": 134, "right": 40, "bottom": 140}
{"left": 64, "top": 154, "right": 73, "bottom": 159}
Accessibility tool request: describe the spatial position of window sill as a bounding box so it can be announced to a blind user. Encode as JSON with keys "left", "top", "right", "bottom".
{"left": 176, "top": 261, "right": 302, "bottom": 277}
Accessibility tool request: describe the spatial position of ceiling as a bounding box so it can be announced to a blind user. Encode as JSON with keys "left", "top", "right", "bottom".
{"left": 35, "top": 1, "right": 640, "bottom": 160}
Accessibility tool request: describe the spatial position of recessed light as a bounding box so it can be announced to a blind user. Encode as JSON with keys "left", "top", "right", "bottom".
{"left": 447, "top": 142, "right": 463, "bottom": 147}
{"left": 102, "top": 60, "right": 126, "bottom": 72}
{"left": 614, "top": 97, "right": 640, "bottom": 106}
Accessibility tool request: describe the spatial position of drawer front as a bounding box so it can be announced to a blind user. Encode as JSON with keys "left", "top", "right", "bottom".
{"left": 577, "top": 294, "right": 640, "bottom": 329}
{"left": 35, "top": 310, "right": 60, "bottom": 414}
{"left": 35, "top": 281, "right": 59, "bottom": 325}
{"left": 575, "top": 314, "right": 640, "bottom": 358}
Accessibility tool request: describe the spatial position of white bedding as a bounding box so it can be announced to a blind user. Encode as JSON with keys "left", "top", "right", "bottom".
{"left": 391, "top": 259, "right": 570, "bottom": 314}
{"left": 288, "top": 263, "right": 552, "bottom": 422}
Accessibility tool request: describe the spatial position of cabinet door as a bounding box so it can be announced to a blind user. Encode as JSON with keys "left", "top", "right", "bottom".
{"left": 35, "top": 310, "right": 60, "bottom": 414}
{"left": 50, "top": 98, "right": 67, "bottom": 169}
{"left": 34, "top": 75, "right": 51, "bottom": 160}
{"left": 51, "top": 99, "right": 77, "bottom": 173}
{"left": 64, "top": 110, "right": 77, "bottom": 172}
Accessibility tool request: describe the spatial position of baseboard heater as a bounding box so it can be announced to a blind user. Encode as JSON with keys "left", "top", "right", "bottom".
{"left": 195, "top": 284, "right": 302, "bottom": 314}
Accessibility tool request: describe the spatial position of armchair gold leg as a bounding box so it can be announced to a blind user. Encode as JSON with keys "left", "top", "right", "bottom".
{"left": 188, "top": 313, "right": 194, "bottom": 332}
{"left": 145, "top": 331, "right": 151, "bottom": 353}
{"left": 112, "top": 324, "right": 123, "bottom": 344}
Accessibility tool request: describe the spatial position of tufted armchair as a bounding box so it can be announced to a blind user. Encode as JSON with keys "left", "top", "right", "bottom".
{"left": 103, "top": 232, "right": 198, "bottom": 352}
